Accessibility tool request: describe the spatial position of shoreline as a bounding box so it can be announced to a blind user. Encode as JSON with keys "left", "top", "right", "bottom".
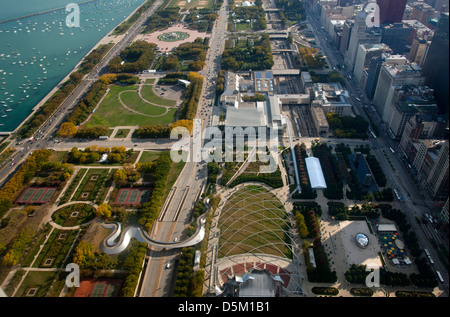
{"left": 4, "top": 0, "right": 148, "bottom": 138}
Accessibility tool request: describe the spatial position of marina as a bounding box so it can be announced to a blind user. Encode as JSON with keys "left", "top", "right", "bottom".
{"left": 0, "top": 0, "right": 145, "bottom": 132}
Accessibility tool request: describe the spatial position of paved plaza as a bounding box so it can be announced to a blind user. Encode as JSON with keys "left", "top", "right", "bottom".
{"left": 136, "top": 24, "right": 210, "bottom": 52}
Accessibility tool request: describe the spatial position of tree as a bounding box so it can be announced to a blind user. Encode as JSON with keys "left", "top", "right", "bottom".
{"left": 73, "top": 240, "right": 95, "bottom": 268}
{"left": 98, "top": 73, "right": 118, "bottom": 85}
{"left": 95, "top": 203, "right": 112, "bottom": 219}
{"left": 113, "top": 168, "right": 128, "bottom": 185}
{"left": 170, "top": 119, "right": 193, "bottom": 134}
{"left": 161, "top": 55, "right": 179, "bottom": 71}
{"left": 57, "top": 122, "right": 78, "bottom": 137}
{"left": 107, "top": 152, "right": 123, "bottom": 164}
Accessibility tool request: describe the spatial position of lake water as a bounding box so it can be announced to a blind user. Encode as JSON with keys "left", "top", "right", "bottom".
{"left": 0, "top": 0, "right": 145, "bottom": 132}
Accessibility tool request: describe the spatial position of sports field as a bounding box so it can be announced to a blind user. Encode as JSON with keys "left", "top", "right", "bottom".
{"left": 73, "top": 279, "right": 122, "bottom": 297}
{"left": 16, "top": 187, "right": 57, "bottom": 204}
{"left": 115, "top": 188, "right": 152, "bottom": 205}
{"left": 218, "top": 185, "right": 291, "bottom": 259}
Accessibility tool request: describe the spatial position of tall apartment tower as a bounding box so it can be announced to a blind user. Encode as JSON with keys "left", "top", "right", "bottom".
{"left": 377, "top": 0, "right": 408, "bottom": 24}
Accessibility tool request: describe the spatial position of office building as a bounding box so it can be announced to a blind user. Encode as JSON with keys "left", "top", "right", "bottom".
{"left": 345, "top": 11, "right": 381, "bottom": 68}
{"left": 408, "top": 37, "right": 431, "bottom": 66}
{"left": 377, "top": 0, "right": 408, "bottom": 24}
{"left": 422, "top": 12, "right": 449, "bottom": 114}
{"left": 411, "top": 1, "right": 439, "bottom": 28}
{"left": 373, "top": 59, "right": 425, "bottom": 121}
{"left": 384, "top": 85, "right": 437, "bottom": 139}
{"left": 380, "top": 23, "right": 412, "bottom": 54}
{"left": 353, "top": 43, "right": 392, "bottom": 84}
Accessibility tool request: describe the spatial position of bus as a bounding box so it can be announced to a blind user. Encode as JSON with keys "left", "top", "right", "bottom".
{"left": 389, "top": 147, "right": 395, "bottom": 153}
{"left": 393, "top": 189, "right": 400, "bottom": 200}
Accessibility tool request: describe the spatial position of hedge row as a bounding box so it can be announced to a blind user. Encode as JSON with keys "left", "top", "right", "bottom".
{"left": 178, "top": 72, "right": 204, "bottom": 121}
{"left": 120, "top": 241, "right": 148, "bottom": 297}
{"left": 139, "top": 151, "right": 172, "bottom": 232}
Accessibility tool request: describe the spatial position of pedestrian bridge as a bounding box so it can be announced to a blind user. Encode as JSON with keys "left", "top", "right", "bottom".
{"left": 100, "top": 214, "right": 207, "bottom": 254}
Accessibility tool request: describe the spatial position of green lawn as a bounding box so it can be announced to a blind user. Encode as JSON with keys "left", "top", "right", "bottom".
{"left": 113, "top": 128, "right": 131, "bottom": 138}
{"left": 120, "top": 91, "right": 168, "bottom": 116}
{"left": 139, "top": 150, "right": 162, "bottom": 163}
{"left": 86, "top": 85, "right": 176, "bottom": 128}
{"left": 140, "top": 85, "right": 176, "bottom": 107}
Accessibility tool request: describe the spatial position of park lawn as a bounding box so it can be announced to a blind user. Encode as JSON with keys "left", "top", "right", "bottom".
{"left": 48, "top": 151, "right": 68, "bottom": 163}
{"left": 120, "top": 90, "right": 167, "bottom": 116}
{"left": 113, "top": 128, "right": 131, "bottom": 138}
{"left": 140, "top": 85, "right": 176, "bottom": 107}
{"left": 139, "top": 150, "right": 162, "bottom": 163}
{"left": 233, "top": 22, "right": 252, "bottom": 32}
{"left": 86, "top": 85, "right": 176, "bottom": 128}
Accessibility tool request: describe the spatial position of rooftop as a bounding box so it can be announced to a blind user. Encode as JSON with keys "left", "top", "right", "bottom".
{"left": 305, "top": 157, "right": 327, "bottom": 189}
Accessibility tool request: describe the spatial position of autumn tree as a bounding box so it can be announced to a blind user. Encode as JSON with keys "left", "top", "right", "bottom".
{"left": 73, "top": 240, "right": 95, "bottom": 268}
{"left": 170, "top": 119, "right": 193, "bottom": 134}
{"left": 57, "top": 122, "right": 78, "bottom": 137}
{"left": 95, "top": 203, "right": 112, "bottom": 219}
{"left": 98, "top": 73, "right": 117, "bottom": 85}
{"left": 113, "top": 168, "right": 128, "bottom": 185}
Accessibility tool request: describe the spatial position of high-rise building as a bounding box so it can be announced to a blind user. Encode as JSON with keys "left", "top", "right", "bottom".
{"left": 411, "top": 1, "right": 439, "bottom": 28}
{"left": 345, "top": 11, "right": 381, "bottom": 68}
{"left": 384, "top": 85, "right": 437, "bottom": 139}
{"left": 365, "top": 56, "right": 384, "bottom": 99}
{"left": 380, "top": 22, "right": 412, "bottom": 54}
{"left": 373, "top": 58, "right": 426, "bottom": 121}
{"left": 408, "top": 37, "right": 431, "bottom": 66}
{"left": 353, "top": 43, "right": 392, "bottom": 83}
{"left": 425, "top": 140, "right": 449, "bottom": 201}
{"left": 377, "top": 0, "right": 408, "bottom": 24}
{"left": 422, "top": 12, "right": 449, "bottom": 114}
{"left": 339, "top": 20, "right": 353, "bottom": 55}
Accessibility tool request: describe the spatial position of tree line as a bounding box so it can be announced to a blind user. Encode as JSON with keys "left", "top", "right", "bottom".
{"left": 109, "top": 41, "right": 156, "bottom": 73}
{"left": 0, "top": 149, "right": 52, "bottom": 218}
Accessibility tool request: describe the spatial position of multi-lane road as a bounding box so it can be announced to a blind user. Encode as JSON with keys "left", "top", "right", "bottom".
{"left": 138, "top": 1, "right": 230, "bottom": 297}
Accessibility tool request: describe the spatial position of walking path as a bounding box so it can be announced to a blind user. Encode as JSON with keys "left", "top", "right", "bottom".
{"left": 117, "top": 87, "right": 172, "bottom": 118}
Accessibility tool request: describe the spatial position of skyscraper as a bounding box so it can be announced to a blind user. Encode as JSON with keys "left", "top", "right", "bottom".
{"left": 377, "top": 0, "right": 408, "bottom": 24}
{"left": 422, "top": 12, "right": 449, "bottom": 114}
